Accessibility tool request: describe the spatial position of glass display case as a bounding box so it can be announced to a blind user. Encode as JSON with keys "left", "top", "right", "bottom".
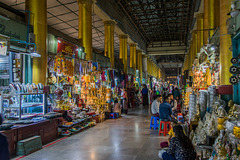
{"left": 0, "top": 55, "right": 10, "bottom": 88}
{"left": 0, "top": 93, "right": 46, "bottom": 119}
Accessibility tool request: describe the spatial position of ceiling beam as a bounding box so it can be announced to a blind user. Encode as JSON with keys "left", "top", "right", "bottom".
{"left": 147, "top": 51, "right": 185, "bottom": 55}
{"left": 147, "top": 46, "right": 186, "bottom": 51}
{"left": 128, "top": 6, "right": 186, "bottom": 13}
{"left": 125, "top": 1, "right": 188, "bottom": 7}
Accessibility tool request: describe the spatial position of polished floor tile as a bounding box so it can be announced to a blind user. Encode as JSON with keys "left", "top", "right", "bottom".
{"left": 16, "top": 107, "right": 167, "bottom": 160}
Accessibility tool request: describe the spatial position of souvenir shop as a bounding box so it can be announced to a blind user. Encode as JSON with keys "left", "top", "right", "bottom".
{"left": 0, "top": 29, "right": 122, "bottom": 156}
{"left": 182, "top": 42, "right": 240, "bottom": 159}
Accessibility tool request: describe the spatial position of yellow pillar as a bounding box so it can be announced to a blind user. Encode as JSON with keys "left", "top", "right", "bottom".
{"left": 208, "top": 0, "right": 220, "bottom": 37}
{"left": 204, "top": 0, "right": 209, "bottom": 45}
{"left": 192, "top": 31, "right": 198, "bottom": 63}
{"left": 147, "top": 58, "right": 149, "bottom": 75}
{"left": 78, "top": 0, "right": 93, "bottom": 60}
{"left": 26, "top": 0, "right": 47, "bottom": 85}
{"left": 140, "top": 53, "right": 143, "bottom": 82}
{"left": 214, "top": 0, "right": 220, "bottom": 29}
{"left": 219, "top": 0, "right": 232, "bottom": 85}
{"left": 136, "top": 50, "right": 141, "bottom": 71}
{"left": 104, "top": 20, "right": 115, "bottom": 68}
{"left": 129, "top": 43, "right": 136, "bottom": 70}
{"left": 137, "top": 50, "right": 143, "bottom": 82}
{"left": 184, "top": 54, "right": 188, "bottom": 71}
{"left": 196, "top": 13, "right": 204, "bottom": 53}
{"left": 189, "top": 43, "right": 193, "bottom": 69}
{"left": 119, "top": 34, "right": 128, "bottom": 73}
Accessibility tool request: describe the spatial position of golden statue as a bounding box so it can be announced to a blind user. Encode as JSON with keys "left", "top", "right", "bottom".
{"left": 213, "top": 102, "right": 220, "bottom": 115}
{"left": 229, "top": 104, "right": 237, "bottom": 118}
{"left": 228, "top": 100, "right": 234, "bottom": 108}
{"left": 193, "top": 103, "right": 201, "bottom": 121}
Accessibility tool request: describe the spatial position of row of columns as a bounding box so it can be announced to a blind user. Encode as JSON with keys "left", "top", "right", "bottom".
{"left": 25, "top": 0, "right": 163, "bottom": 84}
{"left": 183, "top": 0, "right": 232, "bottom": 86}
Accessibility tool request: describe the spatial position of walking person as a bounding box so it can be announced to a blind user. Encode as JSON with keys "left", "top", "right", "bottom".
{"left": 173, "top": 87, "right": 180, "bottom": 99}
{"left": 121, "top": 88, "right": 128, "bottom": 114}
{"left": 141, "top": 84, "right": 149, "bottom": 109}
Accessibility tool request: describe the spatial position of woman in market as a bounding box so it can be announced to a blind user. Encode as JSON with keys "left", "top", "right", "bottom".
{"left": 158, "top": 125, "right": 196, "bottom": 160}
{"left": 0, "top": 114, "right": 10, "bottom": 160}
{"left": 121, "top": 88, "right": 127, "bottom": 113}
{"left": 121, "top": 88, "right": 128, "bottom": 114}
{"left": 141, "top": 84, "right": 149, "bottom": 109}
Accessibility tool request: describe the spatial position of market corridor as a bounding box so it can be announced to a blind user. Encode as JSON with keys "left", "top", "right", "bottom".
{"left": 17, "top": 108, "right": 166, "bottom": 160}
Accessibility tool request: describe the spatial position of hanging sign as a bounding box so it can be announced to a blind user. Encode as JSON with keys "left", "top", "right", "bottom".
{"left": 57, "top": 38, "right": 78, "bottom": 57}
{"left": 0, "top": 41, "right": 7, "bottom": 56}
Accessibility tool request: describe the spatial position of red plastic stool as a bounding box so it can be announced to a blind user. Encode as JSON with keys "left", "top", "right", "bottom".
{"left": 159, "top": 121, "right": 171, "bottom": 136}
{"left": 178, "top": 113, "right": 183, "bottom": 116}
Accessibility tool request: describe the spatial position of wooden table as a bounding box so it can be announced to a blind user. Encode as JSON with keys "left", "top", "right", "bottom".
{"left": 1, "top": 118, "right": 59, "bottom": 156}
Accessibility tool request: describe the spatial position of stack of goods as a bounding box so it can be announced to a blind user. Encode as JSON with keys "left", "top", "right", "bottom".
{"left": 190, "top": 92, "right": 240, "bottom": 159}
{"left": 184, "top": 87, "right": 192, "bottom": 111}
{"left": 58, "top": 110, "right": 96, "bottom": 136}
{"left": 188, "top": 92, "right": 197, "bottom": 122}
{"left": 193, "top": 70, "right": 207, "bottom": 90}
{"left": 208, "top": 85, "right": 217, "bottom": 110}
{"left": 54, "top": 53, "right": 74, "bottom": 77}
{"left": 199, "top": 90, "right": 208, "bottom": 119}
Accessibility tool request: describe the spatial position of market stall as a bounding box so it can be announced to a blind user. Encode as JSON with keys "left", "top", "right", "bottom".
{"left": 185, "top": 83, "right": 240, "bottom": 159}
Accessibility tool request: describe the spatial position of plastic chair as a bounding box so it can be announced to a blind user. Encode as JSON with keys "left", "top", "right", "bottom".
{"left": 115, "top": 112, "right": 120, "bottom": 118}
{"left": 177, "top": 115, "right": 184, "bottom": 122}
{"left": 109, "top": 113, "right": 116, "bottom": 119}
{"left": 159, "top": 121, "right": 171, "bottom": 136}
{"left": 150, "top": 116, "right": 160, "bottom": 130}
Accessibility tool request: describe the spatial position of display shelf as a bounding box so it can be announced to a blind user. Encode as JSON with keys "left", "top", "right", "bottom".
{"left": 0, "top": 93, "right": 46, "bottom": 119}
{"left": 7, "top": 103, "right": 44, "bottom": 108}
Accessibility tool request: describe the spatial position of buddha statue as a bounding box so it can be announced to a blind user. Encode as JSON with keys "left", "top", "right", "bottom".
{"left": 217, "top": 106, "right": 227, "bottom": 118}
{"left": 193, "top": 103, "right": 201, "bottom": 121}
{"left": 213, "top": 102, "right": 220, "bottom": 115}
{"left": 229, "top": 104, "right": 237, "bottom": 118}
{"left": 228, "top": 100, "right": 234, "bottom": 109}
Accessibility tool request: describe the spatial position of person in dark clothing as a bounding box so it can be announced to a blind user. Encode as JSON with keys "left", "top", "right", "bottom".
{"left": 159, "top": 125, "right": 196, "bottom": 160}
{"left": 63, "top": 111, "right": 73, "bottom": 122}
{"left": 173, "top": 88, "right": 180, "bottom": 99}
{"left": 0, "top": 114, "right": 10, "bottom": 160}
{"left": 141, "top": 84, "right": 149, "bottom": 108}
{"left": 159, "top": 95, "right": 172, "bottom": 121}
{"left": 169, "top": 94, "right": 174, "bottom": 108}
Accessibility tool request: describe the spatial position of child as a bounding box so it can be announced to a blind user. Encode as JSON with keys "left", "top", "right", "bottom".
{"left": 113, "top": 99, "right": 121, "bottom": 117}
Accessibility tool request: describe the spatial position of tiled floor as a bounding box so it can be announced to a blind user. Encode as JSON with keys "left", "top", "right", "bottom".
{"left": 17, "top": 107, "right": 167, "bottom": 160}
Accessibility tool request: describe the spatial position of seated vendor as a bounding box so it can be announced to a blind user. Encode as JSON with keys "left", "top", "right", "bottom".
{"left": 151, "top": 95, "right": 161, "bottom": 117}
{"left": 159, "top": 95, "right": 173, "bottom": 121}
{"left": 113, "top": 99, "right": 121, "bottom": 117}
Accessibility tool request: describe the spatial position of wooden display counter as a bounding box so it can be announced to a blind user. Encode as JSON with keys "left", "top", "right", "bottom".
{"left": 1, "top": 118, "right": 59, "bottom": 156}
